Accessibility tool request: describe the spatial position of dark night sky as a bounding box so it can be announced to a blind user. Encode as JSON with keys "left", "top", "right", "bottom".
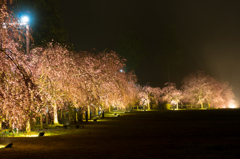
{"left": 59, "top": 0, "right": 240, "bottom": 105}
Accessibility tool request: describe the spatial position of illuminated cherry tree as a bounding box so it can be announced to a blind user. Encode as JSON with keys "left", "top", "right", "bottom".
{"left": 206, "top": 80, "right": 235, "bottom": 108}
{"left": 0, "top": 4, "right": 42, "bottom": 132}
{"left": 72, "top": 51, "right": 127, "bottom": 114}
{"left": 181, "top": 71, "right": 236, "bottom": 108}
{"left": 148, "top": 87, "right": 162, "bottom": 109}
{"left": 29, "top": 44, "right": 76, "bottom": 125}
{"left": 137, "top": 85, "right": 162, "bottom": 110}
{"left": 162, "top": 82, "right": 182, "bottom": 109}
{"left": 181, "top": 71, "right": 213, "bottom": 108}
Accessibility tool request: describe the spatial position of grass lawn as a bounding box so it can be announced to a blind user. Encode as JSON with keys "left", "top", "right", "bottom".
{"left": 1, "top": 109, "right": 240, "bottom": 159}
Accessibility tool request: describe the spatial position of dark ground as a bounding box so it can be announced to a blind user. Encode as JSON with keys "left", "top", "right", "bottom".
{"left": 1, "top": 110, "right": 240, "bottom": 159}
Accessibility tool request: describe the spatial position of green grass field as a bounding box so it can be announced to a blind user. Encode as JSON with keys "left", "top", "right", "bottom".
{"left": 0, "top": 109, "right": 240, "bottom": 158}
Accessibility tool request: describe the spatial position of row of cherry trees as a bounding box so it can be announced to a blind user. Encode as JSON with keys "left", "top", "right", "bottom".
{"left": 0, "top": 4, "right": 140, "bottom": 132}
{"left": 139, "top": 71, "right": 236, "bottom": 110}
{"left": 0, "top": 4, "right": 236, "bottom": 133}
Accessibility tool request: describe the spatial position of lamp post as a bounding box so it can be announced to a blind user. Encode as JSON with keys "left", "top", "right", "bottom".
{"left": 21, "top": 16, "right": 30, "bottom": 54}
{"left": 2, "top": 16, "right": 30, "bottom": 54}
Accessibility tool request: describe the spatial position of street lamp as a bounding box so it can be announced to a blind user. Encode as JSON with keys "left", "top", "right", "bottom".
{"left": 21, "top": 16, "right": 30, "bottom": 54}
{"left": 2, "top": 16, "right": 30, "bottom": 54}
{"left": 21, "top": 16, "right": 29, "bottom": 24}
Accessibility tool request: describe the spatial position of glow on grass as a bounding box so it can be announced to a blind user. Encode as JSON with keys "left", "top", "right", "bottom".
{"left": 16, "top": 133, "right": 39, "bottom": 137}
{"left": 229, "top": 104, "right": 236, "bottom": 108}
{"left": 25, "top": 134, "right": 38, "bottom": 137}
{"left": 11, "top": 133, "right": 56, "bottom": 137}
{"left": 3, "top": 128, "right": 86, "bottom": 138}
{"left": 228, "top": 100, "right": 238, "bottom": 108}
{"left": 0, "top": 145, "right": 5, "bottom": 148}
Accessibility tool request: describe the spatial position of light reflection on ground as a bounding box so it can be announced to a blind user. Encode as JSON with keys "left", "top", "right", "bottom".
{"left": 0, "top": 145, "right": 5, "bottom": 148}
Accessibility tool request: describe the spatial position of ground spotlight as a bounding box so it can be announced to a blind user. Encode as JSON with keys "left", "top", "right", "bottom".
{"left": 38, "top": 132, "right": 45, "bottom": 137}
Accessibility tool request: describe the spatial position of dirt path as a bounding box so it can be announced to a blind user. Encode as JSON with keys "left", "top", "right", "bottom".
{"left": 1, "top": 110, "right": 240, "bottom": 159}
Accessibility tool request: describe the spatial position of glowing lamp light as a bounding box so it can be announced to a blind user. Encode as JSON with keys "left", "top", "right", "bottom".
{"left": 120, "top": 69, "right": 123, "bottom": 73}
{"left": 21, "top": 16, "right": 29, "bottom": 24}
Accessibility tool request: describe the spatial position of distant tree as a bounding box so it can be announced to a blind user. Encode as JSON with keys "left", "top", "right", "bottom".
{"left": 181, "top": 71, "right": 214, "bottom": 108}
{"left": 149, "top": 87, "right": 162, "bottom": 109}
{"left": 162, "top": 82, "right": 182, "bottom": 109}
{"left": 115, "top": 30, "right": 146, "bottom": 72}
{"left": 181, "top": 71, "right": 235, "bottom": 109}
{"left": 206, "top": 79, "right": 235, "bottom": 108}
{"left": 138, "top": 89, "right": 149, "bottom": 110}
{"left": 138, "top": 85, "right": 162, "bottom": 110}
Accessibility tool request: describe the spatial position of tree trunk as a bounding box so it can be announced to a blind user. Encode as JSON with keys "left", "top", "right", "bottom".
{"left": 46, "top": 114, "right": 48, "bottom": 127}
{"left": 68, "top": 110, "right": 71, "bottom": 122}
{"left": 109, "top": 106, "right": 111, "bottom": 112}
{"left": 102, "top": 110, "right": 104, "bottom": 119}
{"left": 40, "top": 114, "right": 43, "bottom": 129}
{"left": 79, "top": 112, "right": 83, "bottom": 122}
{"left": 0, "top": 118, "right": 2, "bottom": 130}
{"left": 63, "top": 111, "right": 66, "bottom": 119}
{"left": 201, "top": 103, "right": 203, "bottom": 109}
{"left": 177, "top": 102, "right": 179, "bottom": 109}
{"left": 26, "top": 119, "right": 31, "bottom": 133}
{"left": 147, "top": 101, "right": 150, "bottom": 110}
{"left": 85, "top": 111, "right": 88, "bottom": 122}
{"left": 96, "top": 107, "right": 99, "bottom": 116}
{"left": 31, "top": 118, "right": 35, "bottom": 131}
{"left": 74, "top": 108, "right": 77, "bottom": 123}
{"left": 78, "top": 108, "right": 83, "bottom": 122}
{"left": 9, "top": 119, "right": 12, "bottom": 129}
{"left": 88, "top": 106, "right": 91, "bottom": 119}
{"left": 76, "top": 112, "right": 78, "bottom": 122}
{"left": 53, "top": 105, "right": 59, "bottom": 125}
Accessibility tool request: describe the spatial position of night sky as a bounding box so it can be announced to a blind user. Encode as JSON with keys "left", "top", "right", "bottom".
{"left": 59, "top": 0, "right": 240, "bottom": 105}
